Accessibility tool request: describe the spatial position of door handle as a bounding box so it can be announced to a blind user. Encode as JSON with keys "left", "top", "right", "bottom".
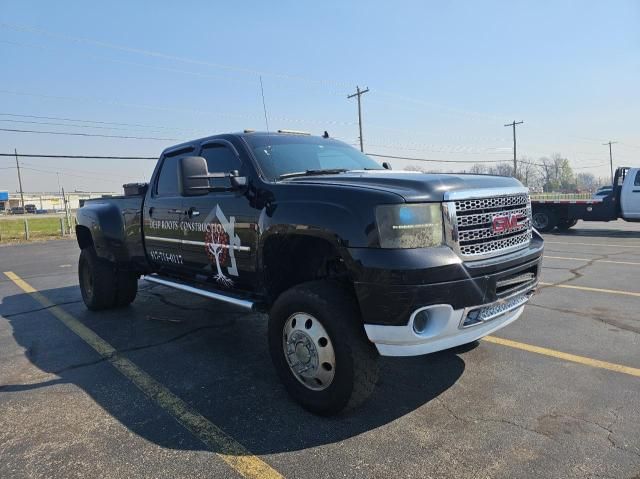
{"left": 168, "top": 208, "right": 184, "bottom": 215}
{"left": 187, "top": 207, "right": 200, "bottom": 218}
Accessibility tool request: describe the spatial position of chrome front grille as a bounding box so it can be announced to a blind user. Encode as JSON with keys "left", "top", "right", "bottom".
{"left": 444, "top": 188, "right": 533, "bottom": 260}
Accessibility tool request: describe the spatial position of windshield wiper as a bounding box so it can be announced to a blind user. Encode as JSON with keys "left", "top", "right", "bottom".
{"left": 277, "top": 168, "right": 349, "bottom": 180}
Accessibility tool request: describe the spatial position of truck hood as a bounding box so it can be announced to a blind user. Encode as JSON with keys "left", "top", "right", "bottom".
{"left": 284, "top": 171, "right": 525, "bottom": 202}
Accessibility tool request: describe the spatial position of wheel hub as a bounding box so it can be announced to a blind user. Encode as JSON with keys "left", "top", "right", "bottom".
{"left": 294, "top": 340, "right": 312, "bottom": 364}
{"left": 283, "top": 313, "right": 336, "bottom": 391}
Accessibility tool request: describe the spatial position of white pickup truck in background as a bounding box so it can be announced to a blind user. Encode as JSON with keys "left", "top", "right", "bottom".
{"left": 531, "top": 167, "right": 640, "bottom": 231}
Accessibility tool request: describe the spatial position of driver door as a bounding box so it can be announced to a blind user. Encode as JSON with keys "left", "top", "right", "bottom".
{"left": 180, "top": 140, "right": 259, "bottom": 291}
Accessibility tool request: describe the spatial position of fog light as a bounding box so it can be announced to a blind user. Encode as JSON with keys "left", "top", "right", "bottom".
{"left": 413, "top": 310, "right": 430, "bottom": 334}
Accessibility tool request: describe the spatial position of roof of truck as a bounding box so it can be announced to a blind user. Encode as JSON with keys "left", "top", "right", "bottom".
{"left": 160, "top": 130, "right": 331, "bottom": 156}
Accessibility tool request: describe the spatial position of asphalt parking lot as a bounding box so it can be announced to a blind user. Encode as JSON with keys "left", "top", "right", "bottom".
{"left": 1, "top": 220, "right": 639, "bottom": 479}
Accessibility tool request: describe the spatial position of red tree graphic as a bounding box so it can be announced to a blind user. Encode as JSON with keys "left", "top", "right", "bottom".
{"left": 205, "top": 224, "right": 233, "bottom": 287}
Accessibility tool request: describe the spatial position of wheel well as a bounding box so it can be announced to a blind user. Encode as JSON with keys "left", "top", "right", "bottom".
{"left": 76, "top": 225, "right": 94, "bottom": 249}
{"left": 262, "top": 235, "right": 350, "bottom": 302}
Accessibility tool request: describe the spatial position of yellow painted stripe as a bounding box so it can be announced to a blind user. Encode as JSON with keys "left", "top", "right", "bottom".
{"left": 539, "top": 281, "right": 640, "bottom": 297}
{"left": 544, "top": 255, "right": 640, "bottom": 266}
{"left": 544, "top": 240, "right": 640, "bottom": 249}
{"left": 3, "top": 271, "right": 283, "bottom": 479}
{"left": 483, "top": 336, "right": 640, "bottom": 378}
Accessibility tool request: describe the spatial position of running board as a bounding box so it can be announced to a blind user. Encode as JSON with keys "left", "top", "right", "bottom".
{"left": 143, "top": 274, "right": 255, "bottom": 310}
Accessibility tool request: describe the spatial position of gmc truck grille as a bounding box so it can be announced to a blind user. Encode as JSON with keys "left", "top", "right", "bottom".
{"left": 444, "top": 190, "right": 532, "bottom": 261}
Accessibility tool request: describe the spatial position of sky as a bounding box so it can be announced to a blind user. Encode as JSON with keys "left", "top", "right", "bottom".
{"left": 0, "top": 0, "right": 639, "bottom": 193}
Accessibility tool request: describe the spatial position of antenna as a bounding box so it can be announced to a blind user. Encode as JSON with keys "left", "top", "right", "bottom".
{"left": 259, "top": 76, "right": 270, "bottom": 135}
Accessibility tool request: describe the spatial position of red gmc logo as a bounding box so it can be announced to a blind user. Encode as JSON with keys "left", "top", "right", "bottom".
{"left": 492, "top": 213, "right": 524, "bottom": 234}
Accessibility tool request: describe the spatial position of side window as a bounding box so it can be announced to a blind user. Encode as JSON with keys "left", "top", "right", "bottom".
{"left": 156, "top": 155, "right": 181, "bottom": 196}
{"left": 635, "top": 171, "right": 640, "bottom": 186}
{"left": 200, "top": 144, "right": 242, "bottom": 189}
{"left": 155, "top": 147, "right": 195, "bottom": 196}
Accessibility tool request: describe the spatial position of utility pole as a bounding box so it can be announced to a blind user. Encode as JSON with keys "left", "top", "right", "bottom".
{"left": 57, "top": 172, "right": 64, "bottom": 213}
{"left": 348, "top": 86, "right": 369, "bottom": 152}
{"left": 14, "top": 149, "right": 25, "bottom": 209}
{"left": 603, "top": 141, "right": 617, "bottom": 185}
{"left": 504, "top": 121, "right": 524, "bottom": 179}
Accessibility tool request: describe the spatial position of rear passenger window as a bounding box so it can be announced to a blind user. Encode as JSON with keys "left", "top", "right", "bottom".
{"left": 200, "top": 144, "right": 242, "bottom": 189}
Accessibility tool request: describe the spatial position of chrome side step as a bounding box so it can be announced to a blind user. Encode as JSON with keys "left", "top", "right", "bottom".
{"left": 143, "top": 274, "right": 255, "bottom": 310}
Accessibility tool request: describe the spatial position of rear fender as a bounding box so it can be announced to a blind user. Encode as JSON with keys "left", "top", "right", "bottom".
{"left": 76, "top": 203, "right": 129, "bottom": 263}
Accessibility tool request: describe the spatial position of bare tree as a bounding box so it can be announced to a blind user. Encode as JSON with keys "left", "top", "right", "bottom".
{"left": 517, "top": 156, "right": 541, "bottom": 189}
{"left": 469, "top": 163, "right": 487, "bottom": 174}
{"left": 576, "top": 172, "right": 597, "bottom": 193}
{"left": 538, "top": 154, "right": 576, "bottom": 192}
{"left": 488, "top": 163, "right": 515, "bottom": 177}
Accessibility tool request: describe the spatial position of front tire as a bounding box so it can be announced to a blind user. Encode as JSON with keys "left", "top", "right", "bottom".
{"left": 532, "top": 209, "right": 558, "bottom": 232}
{"left": 268, "top": 280, "right": 379, "bottom": 415}
{"left": 556, "top": 219, "right": 578, "bottom": 231}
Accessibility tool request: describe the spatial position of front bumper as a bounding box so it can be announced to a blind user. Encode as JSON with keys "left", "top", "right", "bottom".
{"left": 346, "top": 237, "right": 543, "bottom": 356}
{"left": 364, "top": 287, "right": 535, "bottom": 356}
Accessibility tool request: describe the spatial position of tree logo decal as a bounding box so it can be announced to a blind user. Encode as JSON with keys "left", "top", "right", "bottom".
{"left": 203, "top": 205, "right": 241, "bottom": 287}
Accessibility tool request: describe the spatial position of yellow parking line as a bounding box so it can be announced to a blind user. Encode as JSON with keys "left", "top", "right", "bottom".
{"left": 544, "top": 240, "right": 640, "bottom": 249}
{"left": 483, "top": 336, "right": 640, "bottom": 378}
{"left": 544, "top": 255, "right": 640, "bottom": 266}
{"left": 3, "top": 271, "right": 283, "bottom": 479}
{"left": 539, "top": 281, "right": 640, "bottom": 297}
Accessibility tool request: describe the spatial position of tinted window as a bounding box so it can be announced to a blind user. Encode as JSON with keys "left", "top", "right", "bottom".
{"left": 200, "top": 144, "right": 242, "bottom": 188}
{"left": 635, "top": 171, "right": 640, "bottom": 186}
{"left": 156, "top": 155, "right": 181, "bottom": 196}
{"left": 245, "top": 135, "right": 383, "bottom": 180}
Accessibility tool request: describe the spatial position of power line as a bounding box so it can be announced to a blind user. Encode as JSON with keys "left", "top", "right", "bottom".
{"left": 21, "top": 162, "right": 135, "bottom": 180}
{"left": 0, "top": 128, "right": 179, "bottom": 141}
{"left": 0, "top": 22, "right": 352, "bottom": 89}
{"left": 366, "top": 153, "right": 505, "bottom": 164}
{"left": 19, "top": 166, "right": 137, "bottom": 183}
{"left": 0, "top": 153, "right": 156, "bottom": 159}
{"left": 0, "top": 112, "right": 190, "bottom": 131}
{"left": 0, "top": 118, "right": 164, "bottom": 132}
{"left": 0, "top": 89, "right": 356, "bottom": 127}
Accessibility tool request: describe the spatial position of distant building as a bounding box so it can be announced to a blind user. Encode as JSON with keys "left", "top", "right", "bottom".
{"left": 1, "top": 191, "right": 118, "bottom": 212}
{"left": 0, "top": 191, "right": 8, "bottom": 211}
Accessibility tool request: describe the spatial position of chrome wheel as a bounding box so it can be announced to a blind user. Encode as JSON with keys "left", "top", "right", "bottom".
{"left": 532, "top": 212, "right": 549, "bottom": 230}
{"left": 282, "top": 312, "right": 336, "bottom": 391}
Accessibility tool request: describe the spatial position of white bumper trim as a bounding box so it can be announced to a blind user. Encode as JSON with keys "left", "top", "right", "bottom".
{"left": 364, "top": 301, "right": 527, "bottom": 357}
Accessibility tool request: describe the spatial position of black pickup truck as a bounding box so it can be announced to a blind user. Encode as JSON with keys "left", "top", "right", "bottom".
{"left": 76, "top": 130, "right": 543, "bottom": 414}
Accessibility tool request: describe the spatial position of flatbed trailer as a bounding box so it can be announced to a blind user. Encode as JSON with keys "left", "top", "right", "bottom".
{"left": 531, "top": 167, "right": 640, "bottom": 232}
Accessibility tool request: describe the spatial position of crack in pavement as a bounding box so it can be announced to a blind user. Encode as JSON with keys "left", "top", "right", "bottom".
{"left": 551, "top": 410, "right": 640, "bottom": 460}
{"left": 528, "top": 303, "right": 640, "bottom": 335}
{"left": 1, "top": 300, "right": 83, "bottom": 319}
{"left": 434, "top": 397, "right": 556, "bottom": 442}
{"left": 47, "top": 324, "right": 235, "bottom": 375}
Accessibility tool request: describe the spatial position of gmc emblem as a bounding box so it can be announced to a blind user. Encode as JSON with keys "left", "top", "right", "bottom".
{"left": 492, "top": 213, "right": 524, "bottom": 234}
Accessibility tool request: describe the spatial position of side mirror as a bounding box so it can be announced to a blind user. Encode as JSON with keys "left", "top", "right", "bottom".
{"left": 383, "top": 162, "right": 392, "bottom": 170}
{"left": 179, "top": 156, "right": 209, "bottom": 196}
{"left": 229, "top": 170, "right": 248, "bottom": 190}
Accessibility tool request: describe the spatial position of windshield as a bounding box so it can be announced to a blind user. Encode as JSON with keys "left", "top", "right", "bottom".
{"left": 244, "top": 135, "right": 383, "bottom": 180}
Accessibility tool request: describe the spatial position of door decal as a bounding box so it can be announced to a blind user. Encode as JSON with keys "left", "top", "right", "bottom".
{"left": 204, "top": 205, "right": 241, "bottom": 287}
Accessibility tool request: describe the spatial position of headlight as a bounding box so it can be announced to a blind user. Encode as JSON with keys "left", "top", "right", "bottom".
{"left": 376, "top": 204, "right": 443, "bottom": 248}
